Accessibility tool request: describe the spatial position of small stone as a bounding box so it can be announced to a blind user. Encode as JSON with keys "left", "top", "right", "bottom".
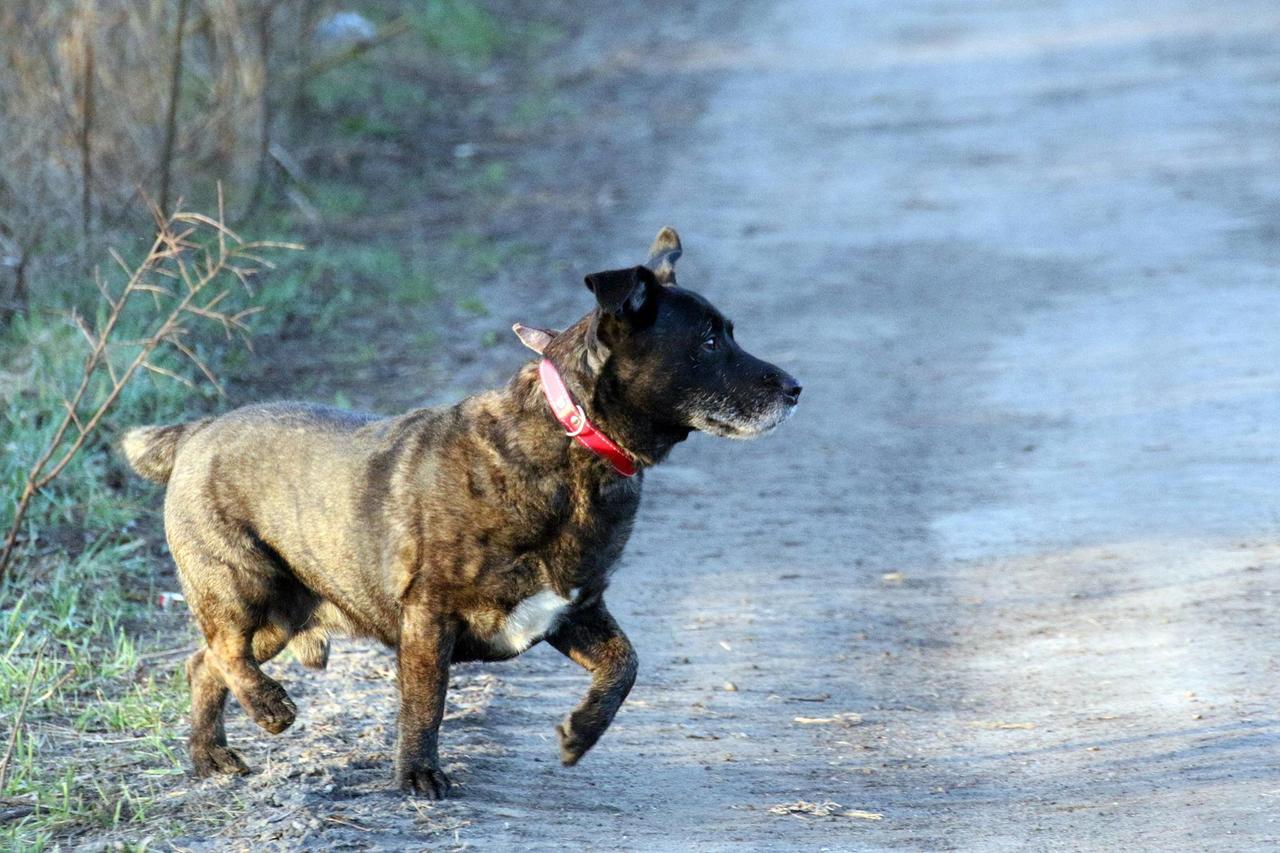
{"left": 723, "top": 681, "right": 739, "bottom": 692}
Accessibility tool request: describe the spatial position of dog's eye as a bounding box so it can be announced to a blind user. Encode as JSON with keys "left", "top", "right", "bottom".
{"left": 701, "top": 335, "right": 719, "bottom": 352}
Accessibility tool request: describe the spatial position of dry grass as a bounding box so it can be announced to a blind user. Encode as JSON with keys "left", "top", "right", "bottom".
{"left": 0, "top": 0, "right": 318, "bottom": 314}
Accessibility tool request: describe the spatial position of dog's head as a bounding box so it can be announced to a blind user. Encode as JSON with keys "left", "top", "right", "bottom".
{"left": 517, "top": 228, "right": 801, "bottom": 448}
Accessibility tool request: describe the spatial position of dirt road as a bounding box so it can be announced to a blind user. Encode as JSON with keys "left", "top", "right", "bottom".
{"left": 169, "top": 1, "right": 1280, "bottom": 848}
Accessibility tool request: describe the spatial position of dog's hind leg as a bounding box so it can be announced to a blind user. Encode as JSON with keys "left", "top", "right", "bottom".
{"left": 208, "top": 613, "right": 298, "bottom": 736}
{"left": 172, "top": 541, "right": 300, "bottom": 740}
{"left": 186, "top": 647, "right": 248, "bottom": 776}
{"left": 185, "top": 609, "right": 304, "bottom": 775}
{"left": 286, "top": 625, "right": 330, "bottom": 670}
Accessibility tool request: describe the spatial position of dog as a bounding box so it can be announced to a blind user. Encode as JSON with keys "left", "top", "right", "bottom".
{"left": 121, "top": 228, "right": 801, "bottom": 798}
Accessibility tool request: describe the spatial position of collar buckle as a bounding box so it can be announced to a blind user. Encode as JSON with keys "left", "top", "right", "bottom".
{"left": 564, "top": 405, "right": 588, "bottom": 437}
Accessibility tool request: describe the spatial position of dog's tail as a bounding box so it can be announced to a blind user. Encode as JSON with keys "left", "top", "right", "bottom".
{"left": 120, "top": 419, "right": 211, "bottom": 485}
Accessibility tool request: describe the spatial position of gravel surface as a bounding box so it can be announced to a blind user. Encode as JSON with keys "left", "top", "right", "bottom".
{"left": 155, "top": 1, "right": 1280, "bottom": 849}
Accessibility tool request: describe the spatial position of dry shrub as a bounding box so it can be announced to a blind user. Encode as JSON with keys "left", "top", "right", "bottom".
{"left": 0, "top": 191, "right": 300, "bottom": 577}
{"left": 0, "top": 0, "right": 319, "bottom": 312}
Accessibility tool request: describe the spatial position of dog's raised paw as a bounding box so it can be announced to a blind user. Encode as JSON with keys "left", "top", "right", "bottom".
{"left": 243, "top": 682, "right": 297, "bottom": 734}
{"left": 556, "top": 719, "right": 591, "bottom": 766}
{"left": 192, "top": 744, "right": 250, "bottom": 777}
{"left": 397, "top": 765, "right": 452, "bottom": 800}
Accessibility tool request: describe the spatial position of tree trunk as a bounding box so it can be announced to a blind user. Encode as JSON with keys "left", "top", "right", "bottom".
{"left": 158, "top": 0, "right": 191, "bottom": 216}
{"left": 79, "top": 1, "right": 95, "bottom": 240}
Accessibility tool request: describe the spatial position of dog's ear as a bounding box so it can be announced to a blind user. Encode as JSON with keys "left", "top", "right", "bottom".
{"left": 584, "top": 265, "right": 660, "bottom": 316}
{"left": 645, "top": 226, "right": 682, "bottom": 286}
{"left": 512, "top": 323, "right": 559, "bottom": 355}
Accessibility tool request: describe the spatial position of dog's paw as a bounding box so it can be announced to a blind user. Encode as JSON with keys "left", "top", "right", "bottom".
{"left": 192, "top": 744, "right": 250, "bottom": 777}
{"left": 556, "top": 718, "right": 594, "bottom": 767}
{"left": 243, "top": 681, "right": 297, "bottom": 734}
{"left": 396, "top": 765, "right": 452, "bottom": 800}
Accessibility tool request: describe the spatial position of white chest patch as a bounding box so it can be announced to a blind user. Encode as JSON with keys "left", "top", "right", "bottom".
{"left": 492, "top": 589, "right": 574, "bottom": 655}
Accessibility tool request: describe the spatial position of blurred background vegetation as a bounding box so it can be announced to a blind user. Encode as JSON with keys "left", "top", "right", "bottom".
{"left": 0, "top": 1, "right": 563, "bottom": 845}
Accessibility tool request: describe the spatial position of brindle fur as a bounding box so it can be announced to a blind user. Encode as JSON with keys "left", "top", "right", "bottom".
{"left": 121, "top": 229, "right": 800, "bottom": 798}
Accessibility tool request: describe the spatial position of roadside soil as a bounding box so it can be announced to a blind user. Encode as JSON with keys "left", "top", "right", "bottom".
{"left": 106, "top": 1, "right": 1280, "bottom": 849}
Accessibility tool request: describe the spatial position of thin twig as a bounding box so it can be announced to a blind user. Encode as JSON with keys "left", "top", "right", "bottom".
{"left": 167, "top": 336, "right": 222, "bottom": 394}
{"left": 324, "top": 815, "right": 375, "bottom": 832}
{"left": 34, "top": 664, "right": 76, "bottom": 706}
{"left": 172, "top": 212, "right": 243, "bottom": 245}
{"left": 0, "top": 639, "right": 47, "bottom": 794}
{"left": 135, "top": 645, "right": 196, "bottom": 662}
{"left": 141, "top": 360, "right": 196, "bottom": 388}
{"left": 61, "top": 400, "right": 85, "bottom": 435}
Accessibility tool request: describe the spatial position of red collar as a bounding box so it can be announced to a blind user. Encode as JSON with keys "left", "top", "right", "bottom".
{"left": 538, "top": 359, "right": 637, "bottom": 477}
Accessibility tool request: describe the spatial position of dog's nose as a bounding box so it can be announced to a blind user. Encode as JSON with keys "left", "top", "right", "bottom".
{"left": 767, "top": 369, "right": 802, "bottom": 404}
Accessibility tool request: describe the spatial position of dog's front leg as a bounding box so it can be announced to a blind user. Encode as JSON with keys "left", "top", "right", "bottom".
{"left": 546, "top": 600, "right": 638, "bottom": 766}
{"left": 394, "top": 600, "right": 457, "bottom": 798}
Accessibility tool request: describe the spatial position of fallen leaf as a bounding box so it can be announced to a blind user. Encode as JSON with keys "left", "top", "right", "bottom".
{"left": 769, "top": 800, "right": 842, "bottom": 817}
{"left": 768, "top": 800, "right": 882, "bottom": 820}
{"left": 794, "top": 712, "right": 863, "bottom": 726}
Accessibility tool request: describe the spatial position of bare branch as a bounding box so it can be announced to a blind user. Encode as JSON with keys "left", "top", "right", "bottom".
{"left": 0, "top": 208, "right": 292, "bottom": 579}
{"left": 132, "top": 281, "right": 177, "bottom": 297}
{"left": 108, "top": 247, "right": 133, "bottom": 279}
{"left": 171, "top": 211, "right": 243, "bottom": 245}
{"left": 70, "top": 309, "right": 97, "bottom": 350}
{"left": 92, "top": 268, "right": 118, "bottom": 312}
{"left": 63, "top": 399, "right": 86, "bottom": 435}
{"left": 168, "top": 337, "right": 223, "bottom": 395}
{"left": 141, "top": 359, "right": 195, "bottom": 388}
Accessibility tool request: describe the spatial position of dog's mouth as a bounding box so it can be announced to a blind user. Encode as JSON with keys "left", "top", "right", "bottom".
{"left": 690, "top": 397, "right": 797, "bottom": 441}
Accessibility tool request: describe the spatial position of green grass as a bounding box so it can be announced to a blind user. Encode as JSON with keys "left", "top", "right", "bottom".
{"left": 310, "top": 181, "right": 371, "bottom": 219}
{"left": 0, "top": 231, "right": 269, "bottom": 848}
{"left": 409, "top": 0, "right": 506, "bottom": 68}
{"left": 301, "top": 0, "right": 513, "bottom": 145}
{"left": 1, "top": 545, "right": 193, "bottom": 849}
{"left": 457, "top": 295, "right": 489, "bottom": 317}
{"left": 0, "top": 294, "right": 211, "bottom": 849}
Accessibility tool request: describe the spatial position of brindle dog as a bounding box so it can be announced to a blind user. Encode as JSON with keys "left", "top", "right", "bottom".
{"left": 122, "top": 228, "right": 801, "bottom": 798}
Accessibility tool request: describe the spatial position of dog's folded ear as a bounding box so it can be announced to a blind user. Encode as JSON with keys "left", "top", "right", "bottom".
{"left": 645, "top": 227, "right": 682, "bottom": 286}
{"left": 512, "top": 323, "right": 559, "bottom": 355}
{"left": 584, "top": 265, "right": 660, "bottom": 316}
